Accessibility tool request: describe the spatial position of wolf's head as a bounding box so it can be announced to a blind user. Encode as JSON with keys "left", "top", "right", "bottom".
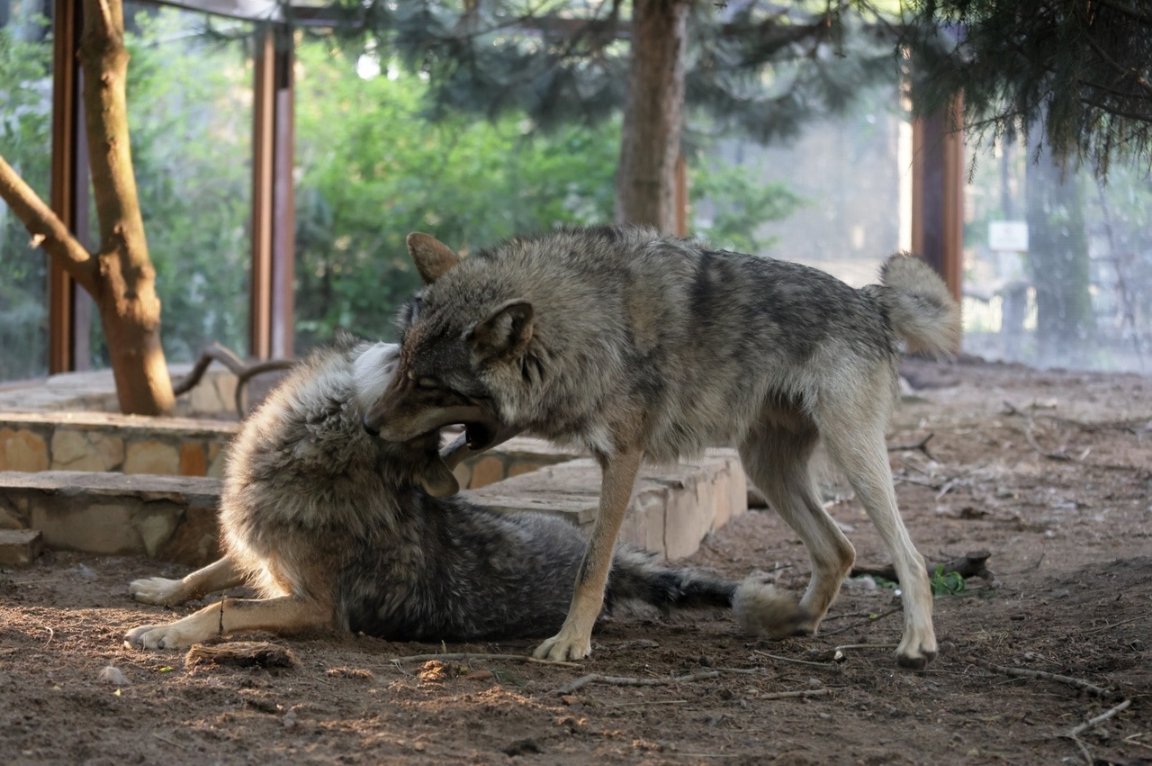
{"left": 362, "top": 232, "right": 531, "bottom": 451}
{"left": 342, "top": 338, "right": 464, "bottom": 498}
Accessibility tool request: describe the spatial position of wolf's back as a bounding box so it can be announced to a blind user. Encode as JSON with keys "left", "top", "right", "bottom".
{"left": 870, "top": 254, "right": 961, "bottom": 356}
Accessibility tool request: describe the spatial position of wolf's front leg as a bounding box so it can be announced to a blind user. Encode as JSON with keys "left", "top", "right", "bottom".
{"left": 533, "top": 447, "right": 643, "bottom": 662}
{"left": 124, "top": 596, "right": 328, "bottom": 650}
{"left": 129, "top": 555, "right": 243, "bottom": 607}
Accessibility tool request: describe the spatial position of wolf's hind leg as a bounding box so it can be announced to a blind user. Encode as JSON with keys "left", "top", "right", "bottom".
{"left": 129, "top": 555, "right": 244, "bottom": 607}
{"left": 818, "top": 396, "right": 937, "bottom": 669}
{"left": 124, "top": 595, "right": 328, "bottom": 650}
{"left": 739, "top": 423, "right": 855, "bottom": 633}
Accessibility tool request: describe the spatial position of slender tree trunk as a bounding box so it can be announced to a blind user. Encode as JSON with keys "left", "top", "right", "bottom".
{"left": 0, "top": 0, "right": 173, "bottom": 414}
{"left": 614, "top": 0, "right": 688, "bottom": 233}
{"left": 79, "top": 0, "right": 173, "bottom": 414}
{"left": 1025, "top": 135, "right": 1095, "bottom": 367}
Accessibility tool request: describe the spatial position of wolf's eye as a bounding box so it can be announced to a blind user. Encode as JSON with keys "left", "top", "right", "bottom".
{"left": 415, "top": 377, "right": 440, "bottom": 391}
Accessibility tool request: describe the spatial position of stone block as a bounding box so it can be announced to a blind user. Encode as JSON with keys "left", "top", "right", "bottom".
{"left": 0, "top": 428, "right": 49, "bottom": 472}
{"left": 466, "top": 451, "right": 749, "bottom": 559}
{"left": 158, "top": 505, "right": 222, "bottom": 566}
{"left": 50, "top": 429, "right": 125, "bottom": 471}
{"left": 124, "top": 439, "right": 180, "bottom": 475}
{"left": 0, "top": 529, "right": 42, "bottom": 568}
{"left": 179, "top": 441, "right": 208, "bottom": 476}
{"left": 468, "top": 455, "right": 506, "bottom": 488}
{"left": 0, "top": 471, "right": 222, "bottom": 564}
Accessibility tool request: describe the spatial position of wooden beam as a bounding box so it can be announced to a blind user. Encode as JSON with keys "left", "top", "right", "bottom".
{"left": 911, "top": 93, "right": 964, "bottom": 302}
{"left": 250, "top": 23, "right": 295, "bottom": 360}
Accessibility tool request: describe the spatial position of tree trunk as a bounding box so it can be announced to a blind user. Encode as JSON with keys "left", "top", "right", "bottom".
{"left": 614, "top": 0, "right": 688, "bottom": 233}
{"left": 1, "top": 0, "right": 175, "bottom": 414}
{"left": 79, "top": 0, "right": 174, "bottom": 415}
{"left": 1025, "top": 136, "right": 1095, "bottom": 367}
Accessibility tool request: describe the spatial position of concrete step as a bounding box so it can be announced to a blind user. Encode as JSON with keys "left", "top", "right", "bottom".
{"left": 465, "top": 449, "right": 748, "bottom": 560}
{"left": 0, "top": 470, "right": 222, "bottom": 566}
{"left": 0, "top": 447, "right": 748, "bottom": 567}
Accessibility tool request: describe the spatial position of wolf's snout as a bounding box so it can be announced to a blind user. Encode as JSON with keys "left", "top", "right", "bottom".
{"left": 362, "top": 415, "right": 380, "bottom": 437}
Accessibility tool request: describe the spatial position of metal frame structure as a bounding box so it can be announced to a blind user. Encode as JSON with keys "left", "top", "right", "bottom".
{"left": 35, "top": 0, "right": 963, "bottom": 374}
{"left": 43, "top": 0, "right": 297, "bottom": 371}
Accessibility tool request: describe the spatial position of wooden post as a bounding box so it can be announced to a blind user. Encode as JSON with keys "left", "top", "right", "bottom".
{"left": 911, "top": 93, "right": 964, "bottom": 302}
{"left": 251, "top": 24, "right": 296, "bottom": 360}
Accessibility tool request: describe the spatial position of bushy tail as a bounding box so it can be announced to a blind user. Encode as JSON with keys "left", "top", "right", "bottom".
{"left": 606, "top": 550, "right": 810, "bottom": 638}
{"left": 870, "top": 253, "right": 962, "bottom": 356}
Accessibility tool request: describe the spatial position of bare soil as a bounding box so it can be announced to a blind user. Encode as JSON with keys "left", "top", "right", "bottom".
{"left": 2, "top": 357, "right": 1150, "bottom": 765}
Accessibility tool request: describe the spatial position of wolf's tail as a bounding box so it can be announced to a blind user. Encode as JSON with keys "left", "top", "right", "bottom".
{"left": 869, "top": 253, "right": 961, "bottom": 356}
{"left": 606, "top": 550, "right": 810, "bottom": 638}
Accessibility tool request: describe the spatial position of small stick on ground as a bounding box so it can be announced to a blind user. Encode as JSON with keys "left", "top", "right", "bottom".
{"left": 1068, "top": 698, "right": 1132, "bottom": 738}
{"left": 754, "top": 650, "right": 842, "bottom": 670}
{"left": 558, "top": 671, "right": 721, "bottom": 694}
{"left": 1063, "top": 699, "right": 1132, "bottom": 766}
{"left": 888, "top": 433, "right": 936, "bottom": 460}
{"left": 390, "top": 652, "right": 582, "bottom": 669}
{"left": 971, "top": 659, "right": 1117, "bottom": 699}
{"left": 818, "top": 607, "right": 902, "bottom": 637}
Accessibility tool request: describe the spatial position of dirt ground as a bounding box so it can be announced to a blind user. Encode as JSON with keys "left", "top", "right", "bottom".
{"left": 1, "top": 356, "right": 1150, "bottom": 765}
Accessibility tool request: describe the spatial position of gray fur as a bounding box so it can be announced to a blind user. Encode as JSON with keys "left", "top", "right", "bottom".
{"left": 367, "top": 225, "right": 961, "bottom": 667}
{"left": 213, "top": 335, "right": 764, "bottom": 642}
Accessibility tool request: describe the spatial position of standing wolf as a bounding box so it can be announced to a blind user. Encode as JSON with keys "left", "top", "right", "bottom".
{"left": 124, "top": 335, "right": 783, "bottom": 650}
{"left": 363, "top": 226, "right": 961, "bottom": 667}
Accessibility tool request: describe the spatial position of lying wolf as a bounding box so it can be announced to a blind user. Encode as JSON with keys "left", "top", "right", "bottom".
{"left": 124, "top": 335, "right": 786, "bottom": 650}
{"left": 363, "top": 226, "right": 961, "bottom": 667}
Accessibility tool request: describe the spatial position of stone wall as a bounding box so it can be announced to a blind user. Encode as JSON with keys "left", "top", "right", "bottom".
{"left": 0, "top": 412, "right": 237, "bottom": 478}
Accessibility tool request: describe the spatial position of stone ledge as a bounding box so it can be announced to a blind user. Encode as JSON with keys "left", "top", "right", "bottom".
{"left": 0, "top": 528, "right": 43, "bottom": 568}
{"left": 465, "top": 449, "right": 748, "bottom": 560}
{"left": 0, "top": 471, "right": 222, "bottom": 566}
{"left": 0, "top": 447, "right": 748, "bottom": 566}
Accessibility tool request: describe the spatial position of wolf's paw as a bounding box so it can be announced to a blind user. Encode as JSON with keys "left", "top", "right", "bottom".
{"left": 124, "top": 623, "right": 199, "bottom": 651}
{"left": 129, "top": 577, "right": 188, "bottom": 607}
{"left": 731, "top": 579, "right": 812, "bottom": 638}
{"left": 896, "top": 631, "right": 938, "bottom": 670}
{"left": 532, "top": 629, "right": 592, "bottom": 662}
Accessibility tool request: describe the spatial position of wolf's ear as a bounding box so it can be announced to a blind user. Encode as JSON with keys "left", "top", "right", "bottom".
{"left": 418, "top": 457, "right": 461, "bottom": 498}
{"left": 468, "top": 300, "right": 534, "bottom": 361}
{"left": 407, "top": 232, "right": 460, "bottom": 285}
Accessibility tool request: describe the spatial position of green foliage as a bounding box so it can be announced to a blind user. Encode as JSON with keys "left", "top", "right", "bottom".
{"left": 0, "top": 11, "right": 52, "bottom": 381}
{"left": 315, "top": 1, "right": 901, "bottom": 146}
{"left": 123, "top": 8, "right": 253, "bottom": 363}
{"left": 691, "top": 165, "right": 805, "bottom": 253}
{"left": 930, "top": 566, "right": 966, "bottom": 596}
{"left": 292, "top": 42, "right": 803, "bottom": 349}
{"left": 293, "top": 41, "right": 623, "bottom": 348}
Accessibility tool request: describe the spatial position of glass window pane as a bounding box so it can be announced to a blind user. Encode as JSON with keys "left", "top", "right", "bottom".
{"left": 0, "top": 1, "right": 53, "bottom": 382}
{"left": 97, "top": 2, "right": 255, "bottom": 366}
{"left": 963, "top": 134, "right": 1152, "bottom": 374}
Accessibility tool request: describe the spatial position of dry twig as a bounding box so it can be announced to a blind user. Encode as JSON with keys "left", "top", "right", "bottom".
{"left": 888, "top": 432, "right": 936, "bottom": 460}
{"left": 971, "top": 659, "right": 1117, "bottom": 698}
{"left": 389, "top": 652, "right": 582, "bottom": 669}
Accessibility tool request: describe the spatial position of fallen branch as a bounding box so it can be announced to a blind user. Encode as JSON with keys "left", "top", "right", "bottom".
{"left": 557, "top": 671, "right": 720, "bottom": 694}
{"left": 971, "top": 659, "right": 1118, "bottom": 699}
{"left": 1064, "top": 699, "right": 1133, "bottom": 766}
{"left": 389, "top": 652, "right": 582, "bottom": 669}
{"left": 172, "top": 343, "right": 295, "bottom": 417}
{"left": 1067, "top": 698, "right": 1132, "bottom": 738}
{"left": 851, "top": 551, "right": 996, "bottom": 585}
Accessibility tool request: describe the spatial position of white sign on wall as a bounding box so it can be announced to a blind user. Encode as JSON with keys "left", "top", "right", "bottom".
{"left": 989, "top": 221, "right": 1029, "bottom": 252}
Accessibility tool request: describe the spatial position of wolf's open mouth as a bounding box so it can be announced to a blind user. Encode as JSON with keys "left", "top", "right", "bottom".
{"left": 464, "top": 422, "right": 496, "bottom": 450}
